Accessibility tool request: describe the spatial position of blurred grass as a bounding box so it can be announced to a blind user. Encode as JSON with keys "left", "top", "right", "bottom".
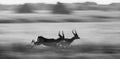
{"left": 0, "top": 11, "right": 119, "bottom": 23}
{"left": 1, "top": 43, "right": 120, "bottom": 59}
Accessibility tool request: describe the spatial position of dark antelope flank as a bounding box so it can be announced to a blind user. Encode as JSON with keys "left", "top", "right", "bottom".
{"left": 31, "top": 31, "right": 65, "bottom": 48}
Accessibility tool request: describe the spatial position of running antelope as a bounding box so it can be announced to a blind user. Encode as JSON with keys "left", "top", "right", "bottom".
{"left": 31, "top": 31, "right": 65, "bottom": 48}
{"left": 58, "top": 30, "right": 80, "bottom": 48}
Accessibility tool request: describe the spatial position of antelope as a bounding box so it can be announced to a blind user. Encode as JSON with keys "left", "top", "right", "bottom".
{"left": 31, "top": 30, "right": 80, "bottom": 48}
{"left": 58, "top": 30, "right": 80, "bottom": 48}
{"left": 31, "top": 31, "right": 65, "bottom": 48}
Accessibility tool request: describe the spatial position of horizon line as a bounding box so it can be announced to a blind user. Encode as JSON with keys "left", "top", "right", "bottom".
{"left": 0, "top": 2, "right": 119, "bottom": 5}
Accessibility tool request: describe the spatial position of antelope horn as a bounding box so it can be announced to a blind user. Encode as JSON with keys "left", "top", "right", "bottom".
{"left": 75, "top": 30, "right": 77, "bottom": 34}
{"left": 72, "top": 30, "right": 75, "bottom": 34}
{"left": 75, "top": 30, "right": 79, "bottom": 36}
{"left": 59, "top": 31, "right": 63, "bottom": 37}
{"left": 58, "top": 31, "right": 61, "bottom": 36}
{"left": 62, "top": 30, "right": 65, "bottom": 38}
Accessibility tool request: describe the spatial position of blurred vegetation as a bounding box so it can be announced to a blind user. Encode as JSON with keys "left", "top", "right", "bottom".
{"left": 0, "top": 2, "right": 120, "bottom": 11}
{"left": 52, "top": 2, "right": 71, "bottom": 14}
{"left": 15, "top": 3, "right": 34, "bottom": 13}
{"left": 0, "top": 2, "right": 119, "bottom": 23}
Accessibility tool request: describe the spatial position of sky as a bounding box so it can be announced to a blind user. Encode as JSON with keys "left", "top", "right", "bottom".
{"left": 0, "top": 0, "right": 120, "bottom": 5}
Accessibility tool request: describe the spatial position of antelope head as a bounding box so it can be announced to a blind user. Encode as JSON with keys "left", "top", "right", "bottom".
{"left": 72, "top": 30, "right": 80, "bottom": 39}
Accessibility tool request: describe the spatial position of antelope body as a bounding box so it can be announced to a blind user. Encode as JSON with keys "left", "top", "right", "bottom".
{"left": 31, "top": 31, "right": 65, "bottom": 48}
{"left": 31, "top": 30, "right": 80, "bottom": 48}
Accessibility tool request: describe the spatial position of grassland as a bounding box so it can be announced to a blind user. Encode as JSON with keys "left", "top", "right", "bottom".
{"left": 0, "top": 22, "right": 120, "bottom": 59}
{"left": 1, "top": 43, "right": 120, "bottom": 59}
{"left": 0, "top": 10, "right": 120, "bottom": 59}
